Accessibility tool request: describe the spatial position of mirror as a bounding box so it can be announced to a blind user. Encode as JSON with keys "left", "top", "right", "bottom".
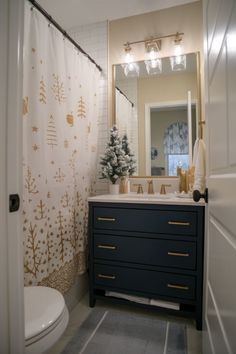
{"left": 113, "top": 52, "right": 200, "bottom": 176}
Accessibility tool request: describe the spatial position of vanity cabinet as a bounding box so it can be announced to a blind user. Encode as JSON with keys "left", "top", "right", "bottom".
{"left": 88, "top": 200, "right": 204, "bottom": 330}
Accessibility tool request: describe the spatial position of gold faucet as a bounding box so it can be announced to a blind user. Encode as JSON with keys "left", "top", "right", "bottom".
{"left": 160, "top": 184, "right": 171, "bottom": 194}
{"left": 133, "top": 183, "right": 143, "bottom": 194}
{"left": 147, "top": 180, "right": 154, "bottom": 194}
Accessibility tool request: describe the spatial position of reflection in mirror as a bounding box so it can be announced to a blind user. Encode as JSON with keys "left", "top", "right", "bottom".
{"left": 113, "top": 52, "right": 200, "bottom": 177}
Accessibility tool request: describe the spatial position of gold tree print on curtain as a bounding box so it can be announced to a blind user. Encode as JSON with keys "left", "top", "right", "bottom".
{"left": 46, "top": 231, "right": 53, "bottom": 265}
{"left": 24, "top": 167, "right": 39, "bottom": 195}
{"left": 35, "top": 199, "right": 47, "bottom": 220}
{"left": 52, "top": 73, "right": 66, "bottom": 104}
{"left": 24, "top": 223, "right": 42, "bottom": 279}
{"left": 66, "top": 113, "right": 74, "bottom": 126}
{"left": 23, "top": 97, "right": 29, "bottom": 116}
{"left": 77, "top": 96, "right": 86, "bottom": 118}
{"left": 54, "top": 168, "right": 66, "bottom": 183}
{"left": 61, "top": 191, "right": 70, "bottom": 208}
{"left": 23, "top": 2, "right": 100, "bottom": 294}
{"left": 39, "top": 76, "right": 46, "bottom": 104}
{"left": 68, "top": 150, "right": 78, "bottom": 189}
{"left": 56, "top": 210, "right": 67, "bottom": 263}
{"left": 47, "top": 114, "right": 58, "bottom": 148}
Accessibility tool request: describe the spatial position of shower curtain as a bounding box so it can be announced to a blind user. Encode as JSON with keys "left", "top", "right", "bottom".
{"left": 115, "top": 88, "right": 133, "bottom": 138}
{"left": 115, "top": 88, "right": 139, "bottom": 171}
{"left": 22, "top": 3, "right": 100, "bottom": 293}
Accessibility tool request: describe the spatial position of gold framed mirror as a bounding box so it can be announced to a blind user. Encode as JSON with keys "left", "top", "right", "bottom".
{"left": 112, "top": 51, "right": 202, "bottom": 177}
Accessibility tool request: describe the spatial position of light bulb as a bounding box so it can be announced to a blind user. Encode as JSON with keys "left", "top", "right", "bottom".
{"left": 144, "top": 58, "right": 162, "bottom": 74}
{"left": 175, "top": 55, "right": 181, "bottom": 65}
{"left": 125, "top": 51, "right": 133, "bottom": 64}
{"left": 170, "top": 54, "right": 186, "bottom": 71}
{"left": 149, "top": 48, "right": 157, "bottom": 60}
{"left": 150, "top": 59, "right": 157, "bottom": 68}
{"left": 128, "top": 63, "right": 134, "bottom": 70}
{"left": 174, "top": 43, "right": 182, "bottom": 57}
{"left": 124, "top": 43, "right": 134, "bottom": 64}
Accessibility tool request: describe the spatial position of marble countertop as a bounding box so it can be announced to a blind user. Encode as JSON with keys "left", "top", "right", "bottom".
{"left": 88, "top": 193, "right": 205, "bottom": 206}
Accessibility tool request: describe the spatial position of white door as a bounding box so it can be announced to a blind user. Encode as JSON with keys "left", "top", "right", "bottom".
{"left": 0, "top": 0, "right": 25, "bottom": 353}
{"left": 203, "top": 0, "right": 236, "bottom": 353}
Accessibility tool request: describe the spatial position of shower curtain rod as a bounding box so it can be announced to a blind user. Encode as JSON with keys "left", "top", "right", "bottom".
{"left": 115, "top": 86, "right": 134, "bottom": 107}
{"left": 28, "top": 0, "right": 102, "bottom": 72}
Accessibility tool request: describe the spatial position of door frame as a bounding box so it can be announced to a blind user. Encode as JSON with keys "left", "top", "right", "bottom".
{"left": 0, "top": 0, "right": 25, "bottom": 352}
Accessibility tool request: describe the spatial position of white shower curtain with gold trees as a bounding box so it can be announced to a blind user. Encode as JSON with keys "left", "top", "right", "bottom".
{"left": 22, "top": 3, "right": 100, "bottom": 294}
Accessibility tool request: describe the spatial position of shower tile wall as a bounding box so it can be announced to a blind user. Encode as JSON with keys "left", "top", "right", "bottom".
{"left": 69, "top": 21, "right": 109, "bottom": 195}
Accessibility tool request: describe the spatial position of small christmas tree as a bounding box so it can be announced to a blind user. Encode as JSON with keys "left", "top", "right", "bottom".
{"left": 121, "top": 134, "right": 136, "bottom": 176}
{"left": 100, "top": 126, "right": 129, "bottom": 184}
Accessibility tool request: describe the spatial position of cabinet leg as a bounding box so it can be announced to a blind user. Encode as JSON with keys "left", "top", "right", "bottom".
{"left": 89, "top": 293, "right": 96, "bottom": 308}
{"left": 196, "top": 318, "right": 202, "bottom": 331}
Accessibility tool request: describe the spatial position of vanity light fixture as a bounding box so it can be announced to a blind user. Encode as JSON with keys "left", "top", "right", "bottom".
{"left": 144, "top": 39, "right": 162, "bottom": 74}
{"left": 123, "top": 32, "right": 184, "bottom": 76}
{"left": 173, "top": 32, "right": 182, "bottom": 56}
{"left": 123, "top": 42, "right": 140, "bottom": 77}
{"left": 170, "top": 54, "right": 186, "bottom": 71}
{"left": 145, "top": 39, "right": 161, "bottom": 60}
{"left": 144, "top": 58, "right": 162, "bottom": 75}
{"left": 124, "top": 42, "right": 133, "bottom": 63}
{"left": 170, "top": 32, "right": 186, "bottom": 71}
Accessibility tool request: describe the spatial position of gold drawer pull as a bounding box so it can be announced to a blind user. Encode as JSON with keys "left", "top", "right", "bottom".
{"left": 168, "top": 221, "right": 190, "bottom": 226}
{"left": 97, "top": 244, "right": 117, "bottom": 250}
{"left": 167, "top": 283, "right": 189, "bottom": 290}
{"left": 97, "top": 217, "right": 116, "bottom": 222}
{"left": 98, "top": 273, "right": 116, "bottom": 280}
{"left": 168, "top": 252, "right": 190, "bottom": 257}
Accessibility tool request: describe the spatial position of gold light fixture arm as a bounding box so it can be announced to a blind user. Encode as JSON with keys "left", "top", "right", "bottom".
{"left": 123, "top": 32, "right": 184, "bottom": 47}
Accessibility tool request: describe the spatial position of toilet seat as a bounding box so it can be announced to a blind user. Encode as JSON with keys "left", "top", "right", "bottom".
{"left": 24, "top": 286, "right": 69, "bottom": 354}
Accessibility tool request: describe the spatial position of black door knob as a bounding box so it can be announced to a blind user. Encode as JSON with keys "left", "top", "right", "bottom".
{"left": 193, "top": 188, "right": 208, "bottom": 203}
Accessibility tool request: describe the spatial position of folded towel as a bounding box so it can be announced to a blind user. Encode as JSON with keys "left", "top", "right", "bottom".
{"left": 105, "top": 290, "right": 150, "bottom": 305}
{"left": 192, "top": 138, "right": 206, "bottom": 193}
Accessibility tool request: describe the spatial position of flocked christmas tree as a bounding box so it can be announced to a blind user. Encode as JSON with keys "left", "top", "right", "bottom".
{"left": 121, "top": 134, "right": 136, "bottom": 176}
{"left": 100, "top": 126, "right": 129, "bottom": 184}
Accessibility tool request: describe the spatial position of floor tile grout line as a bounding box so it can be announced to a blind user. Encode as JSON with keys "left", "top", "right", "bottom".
{"left": 163, "top": 321, "right": 170, "bottom": 354}
{"left": 78, "top": 310, "right": 108, "bottom": 354}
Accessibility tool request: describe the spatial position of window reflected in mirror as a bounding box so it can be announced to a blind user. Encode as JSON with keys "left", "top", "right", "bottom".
{"left": 113, "top": 52, "right": 200, "bottom": 177}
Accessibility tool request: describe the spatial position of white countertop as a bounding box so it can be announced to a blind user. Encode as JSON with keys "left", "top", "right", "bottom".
{"left": 88, "top": 193, "right": 205, "bottom": 206}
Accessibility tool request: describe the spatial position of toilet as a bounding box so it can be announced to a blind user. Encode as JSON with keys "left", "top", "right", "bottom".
{"left": 24, "top": 286, "right": 69, "bottom": 354}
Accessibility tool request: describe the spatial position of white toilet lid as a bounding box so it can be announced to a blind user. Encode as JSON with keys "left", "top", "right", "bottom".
{"left": 24, "top": 286, "right": 65, "bottom": 340}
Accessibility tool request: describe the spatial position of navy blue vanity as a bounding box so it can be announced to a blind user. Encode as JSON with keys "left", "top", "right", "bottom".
{"left": 88, "top": 195, "right": 205, "bottom": 330}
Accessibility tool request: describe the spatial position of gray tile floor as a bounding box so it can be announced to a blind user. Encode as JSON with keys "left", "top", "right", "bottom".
{"left": 48, "top": 294, "right": 202, "bottom": 354}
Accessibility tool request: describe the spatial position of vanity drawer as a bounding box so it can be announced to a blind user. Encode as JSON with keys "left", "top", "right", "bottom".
{"left": 94, "top": 234, "right": 196, "bottom": 270}
{"left": 94, "top": 264, "right": 196, "bottom": 300}
{"left": 93, "top": 207, "right": 197, "bottom": 235}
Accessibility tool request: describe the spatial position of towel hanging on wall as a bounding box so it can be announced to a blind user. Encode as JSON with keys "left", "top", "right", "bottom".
{"left": 192, "top": 138, "right": 206, "bottom": 193}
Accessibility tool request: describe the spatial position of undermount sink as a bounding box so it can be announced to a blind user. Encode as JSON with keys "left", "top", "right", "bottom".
{"left": 120, "top": 193, "right": 174, "bottom": 199}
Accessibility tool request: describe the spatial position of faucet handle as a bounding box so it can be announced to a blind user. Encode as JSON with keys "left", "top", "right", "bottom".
{"left": 147, "top": 180, "right": 154, "bottom": 194}
{"left": 160, "top": 184, "right": 171, "bottom": 195}
{"left": 133, "top": 183, "right": 143, "bottom": 194}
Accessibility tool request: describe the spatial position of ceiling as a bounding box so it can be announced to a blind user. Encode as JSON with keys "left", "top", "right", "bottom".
{"left": 37, "top": 0, "right": 199, "bottom": 30}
